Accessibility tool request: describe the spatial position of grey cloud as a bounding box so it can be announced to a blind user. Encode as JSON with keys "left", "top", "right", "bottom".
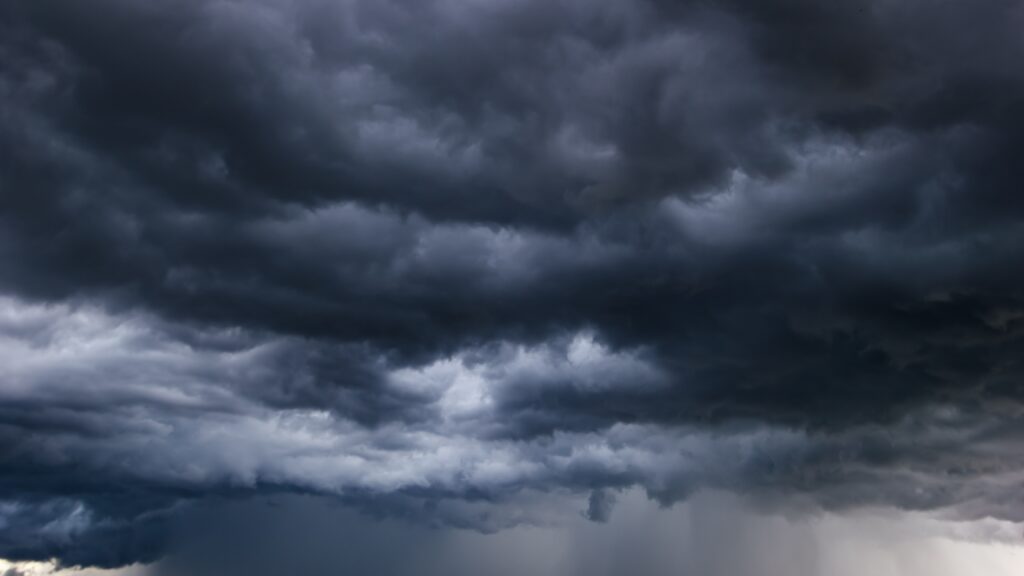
{"left": 584, "top": 489, "right": 617, "bottom": 523}
{"left": 2, "top": 0, "right": 1024, "bottom": 569}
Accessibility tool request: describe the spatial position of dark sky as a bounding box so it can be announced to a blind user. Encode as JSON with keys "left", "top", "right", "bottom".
{"left": 2, "top": 0, "right": 1024, "bottom": 572}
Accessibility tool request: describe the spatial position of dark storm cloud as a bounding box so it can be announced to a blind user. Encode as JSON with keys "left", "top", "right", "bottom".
{"left": 3, "top": 0, "right": 1024, "bottom": 569}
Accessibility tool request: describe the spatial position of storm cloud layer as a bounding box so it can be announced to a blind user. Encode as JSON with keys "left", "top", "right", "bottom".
{"left": 2, "top": 0, "right": 1024, "bottom": 570}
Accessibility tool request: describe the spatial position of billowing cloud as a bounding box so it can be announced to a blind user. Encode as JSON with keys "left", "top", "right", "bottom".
{"left": 2, "top": 0, "right": 1024, "bottom": 570}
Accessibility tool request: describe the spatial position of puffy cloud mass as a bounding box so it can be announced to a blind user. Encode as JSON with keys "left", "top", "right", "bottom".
{"left": 2, "top": 0, "right": 1024, "bottom": 570}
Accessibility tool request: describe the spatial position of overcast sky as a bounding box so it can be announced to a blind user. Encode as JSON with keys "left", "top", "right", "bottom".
{"left": 2, "top": 0, "right": 1024, "bottom": 574}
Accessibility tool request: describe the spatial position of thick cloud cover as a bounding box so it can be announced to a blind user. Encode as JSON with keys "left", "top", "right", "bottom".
{"left": 2, "top": 0, "right": 1024, "bottom": 569}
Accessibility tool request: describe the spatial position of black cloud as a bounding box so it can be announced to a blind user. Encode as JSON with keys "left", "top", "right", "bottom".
{"left": 2, "top": 0, "right": 1024, "bottom": 569}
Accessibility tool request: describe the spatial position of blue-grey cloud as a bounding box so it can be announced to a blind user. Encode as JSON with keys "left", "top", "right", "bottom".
{"left": 2, "top": 0, "right": 1024, "bottom": 569}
